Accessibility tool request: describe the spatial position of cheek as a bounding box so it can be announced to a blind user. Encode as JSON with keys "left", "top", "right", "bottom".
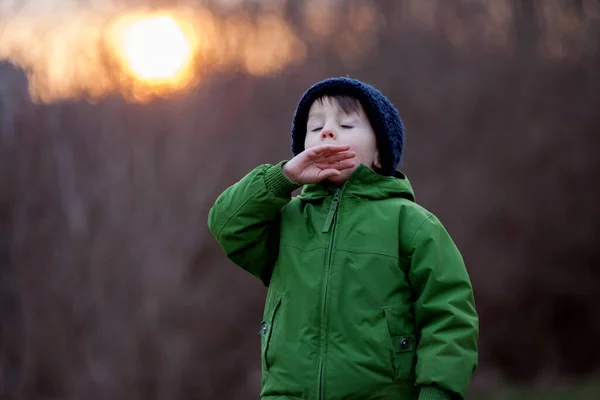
{"left": 350, "top": 137, "right": 376, "bottom": 155}
{"left": 348, "top": 139, "right": 378, "bottom": 164}
{"left": 304, "top": 133, "right": 319, "bottom": 149}
{"left": 361, "top": 135, "right": 379, "bottom": 156}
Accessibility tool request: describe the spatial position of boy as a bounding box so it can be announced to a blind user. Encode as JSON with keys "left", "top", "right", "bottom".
{"left": 208, "top": 77, "right": 478, "bottom": 399}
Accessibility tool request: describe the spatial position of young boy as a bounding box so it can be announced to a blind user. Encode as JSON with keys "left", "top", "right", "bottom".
{"left": 208, "top": 77, "right": 478, "bottom": 400}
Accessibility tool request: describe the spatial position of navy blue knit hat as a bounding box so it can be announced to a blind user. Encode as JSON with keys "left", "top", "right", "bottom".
{"left": 291, "top": 77, "right": 404, "bottom": 176}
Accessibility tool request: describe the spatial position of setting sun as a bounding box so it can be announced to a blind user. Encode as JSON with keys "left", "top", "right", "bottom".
{"left": 122, "top": 15, "right": 193, "bottom": 81}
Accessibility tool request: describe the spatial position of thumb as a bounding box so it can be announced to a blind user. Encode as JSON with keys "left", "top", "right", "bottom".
{"left": 319, "top": 169, "right": 341, "bottom": 181}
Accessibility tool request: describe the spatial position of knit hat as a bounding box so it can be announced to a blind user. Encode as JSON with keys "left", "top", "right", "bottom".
{"left": 291, "top": 77, "right": 405, "bottom": 176}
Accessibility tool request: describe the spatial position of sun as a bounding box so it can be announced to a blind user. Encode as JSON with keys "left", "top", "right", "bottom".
{"left": 122, "top": 15, "right": 193, "bottom": 81}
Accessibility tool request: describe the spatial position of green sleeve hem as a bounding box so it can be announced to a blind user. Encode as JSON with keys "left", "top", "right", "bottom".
{"left": 418, "top": 385, "right": 453, "bottom": 400}
{"left": 264, "top": 161, "right": 301, "bottom": 197}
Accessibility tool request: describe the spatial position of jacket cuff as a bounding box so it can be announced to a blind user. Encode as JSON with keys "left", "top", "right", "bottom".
{"left": 418, "top": 385, "right": 452, "bottom": 400}
{"left": 264, "top": 161, "right": 301, "bottom": 197}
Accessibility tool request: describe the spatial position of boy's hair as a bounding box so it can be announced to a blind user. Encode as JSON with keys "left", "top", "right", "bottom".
{"left": 314, "top": 95, "right": 363, "bottom": 117}
{"left": 291, "top": 77, "right": 405, "bottom": 176}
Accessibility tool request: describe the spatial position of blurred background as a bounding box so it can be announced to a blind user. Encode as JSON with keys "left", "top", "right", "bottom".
{"left": 1, "top": 0, "right": 599, "bottom": 399}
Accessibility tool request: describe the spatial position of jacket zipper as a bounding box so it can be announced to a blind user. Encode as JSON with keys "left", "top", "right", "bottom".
{"left": 318, "top": 188, "right": 342, "bottom": 399}
{"left": 322, "top": 189, "right": 341, "bottom": 233}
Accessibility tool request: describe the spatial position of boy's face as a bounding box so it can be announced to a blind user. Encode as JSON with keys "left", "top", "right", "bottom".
{"left": 304, "top": 96, "right": 381, "bottom": 185}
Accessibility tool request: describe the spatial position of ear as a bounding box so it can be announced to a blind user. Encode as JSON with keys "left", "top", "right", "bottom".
{"left": 374, "top": 151, "right": 382, "bottom": 169}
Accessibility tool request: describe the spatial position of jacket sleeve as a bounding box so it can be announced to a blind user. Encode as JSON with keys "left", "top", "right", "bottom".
{"left": 207, "top": 161, "right": 301, "bottom": 286}
{"left": 407, "top": 215, "right": 479, "bottom": 400}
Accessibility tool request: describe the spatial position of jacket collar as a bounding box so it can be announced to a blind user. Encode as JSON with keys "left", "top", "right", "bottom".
{"left": 297, "top": 164, "right": 416, "bottom": 202}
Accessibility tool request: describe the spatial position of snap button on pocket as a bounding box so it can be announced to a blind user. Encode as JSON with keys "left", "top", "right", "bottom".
{"left": 261, "top": 294, "right": 282, "bottom": 372}
{"left": 392, "top": 336, "right": 413, "bottom": 353}
{"left": 259, "top": 321, "right": 268, "bottom": 336}
{"left": 400, "top": 338, "right": 410, "bottom": 350}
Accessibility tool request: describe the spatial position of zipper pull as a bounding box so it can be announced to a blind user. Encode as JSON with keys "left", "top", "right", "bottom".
{"left": 322, "top": 189, "right": 342, "bottom": 233}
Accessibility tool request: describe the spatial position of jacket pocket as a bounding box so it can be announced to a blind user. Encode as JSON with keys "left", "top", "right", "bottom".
{"left": 260, "top": 292, "right": 283, "bottom": 372}
{"left": 383, "top": 307, "right": 416, "bottom": 381}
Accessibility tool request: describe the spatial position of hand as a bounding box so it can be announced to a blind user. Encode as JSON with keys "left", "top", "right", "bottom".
{"left": 282, "top": 144, "right": 356, "bottom": 185}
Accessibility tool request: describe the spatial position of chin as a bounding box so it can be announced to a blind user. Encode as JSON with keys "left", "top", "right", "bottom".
{"left": 326, "top": 175, "right": 348, "bottom": 186}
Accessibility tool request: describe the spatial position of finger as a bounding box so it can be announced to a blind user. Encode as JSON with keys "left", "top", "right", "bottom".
{"left": 321, "top": 151, "right": 356, "bottom": 163}
{"left": 309, "top": 149, "right": 355, "bottom": 164}
{"left": 315, "top": 160, "right": 356, "bottom": 170}
{"left": 318, "top": 169, "right": 341, "bottom": 180}
{"left": 311, "top": 144, "right": 351, "bottom": 155}
{"left": 333, "top": 160, "right": 357, "bottom": 170}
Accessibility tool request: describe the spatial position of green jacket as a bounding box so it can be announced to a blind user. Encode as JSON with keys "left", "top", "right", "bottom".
{"left": 208, "top": 162, "right": 478, "bottom": 400}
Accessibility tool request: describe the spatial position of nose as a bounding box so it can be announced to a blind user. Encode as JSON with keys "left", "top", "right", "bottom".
{"left": 321, "top": 129, "right": 336, "bottom": 141}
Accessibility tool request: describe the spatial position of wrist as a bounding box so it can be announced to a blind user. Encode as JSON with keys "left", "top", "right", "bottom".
{"left": 264, "top": 161, "right": 301, "bottom": 196}
{"left": 281, "top": 162, "right": 298, "bottom": 185}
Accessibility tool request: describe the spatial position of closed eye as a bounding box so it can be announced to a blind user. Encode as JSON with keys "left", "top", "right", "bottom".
{"left": 310, "top": 127, "right": 323, "bottom": 132}
{"left": 340, "top": 125, "right": 354, "bottom": 129}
